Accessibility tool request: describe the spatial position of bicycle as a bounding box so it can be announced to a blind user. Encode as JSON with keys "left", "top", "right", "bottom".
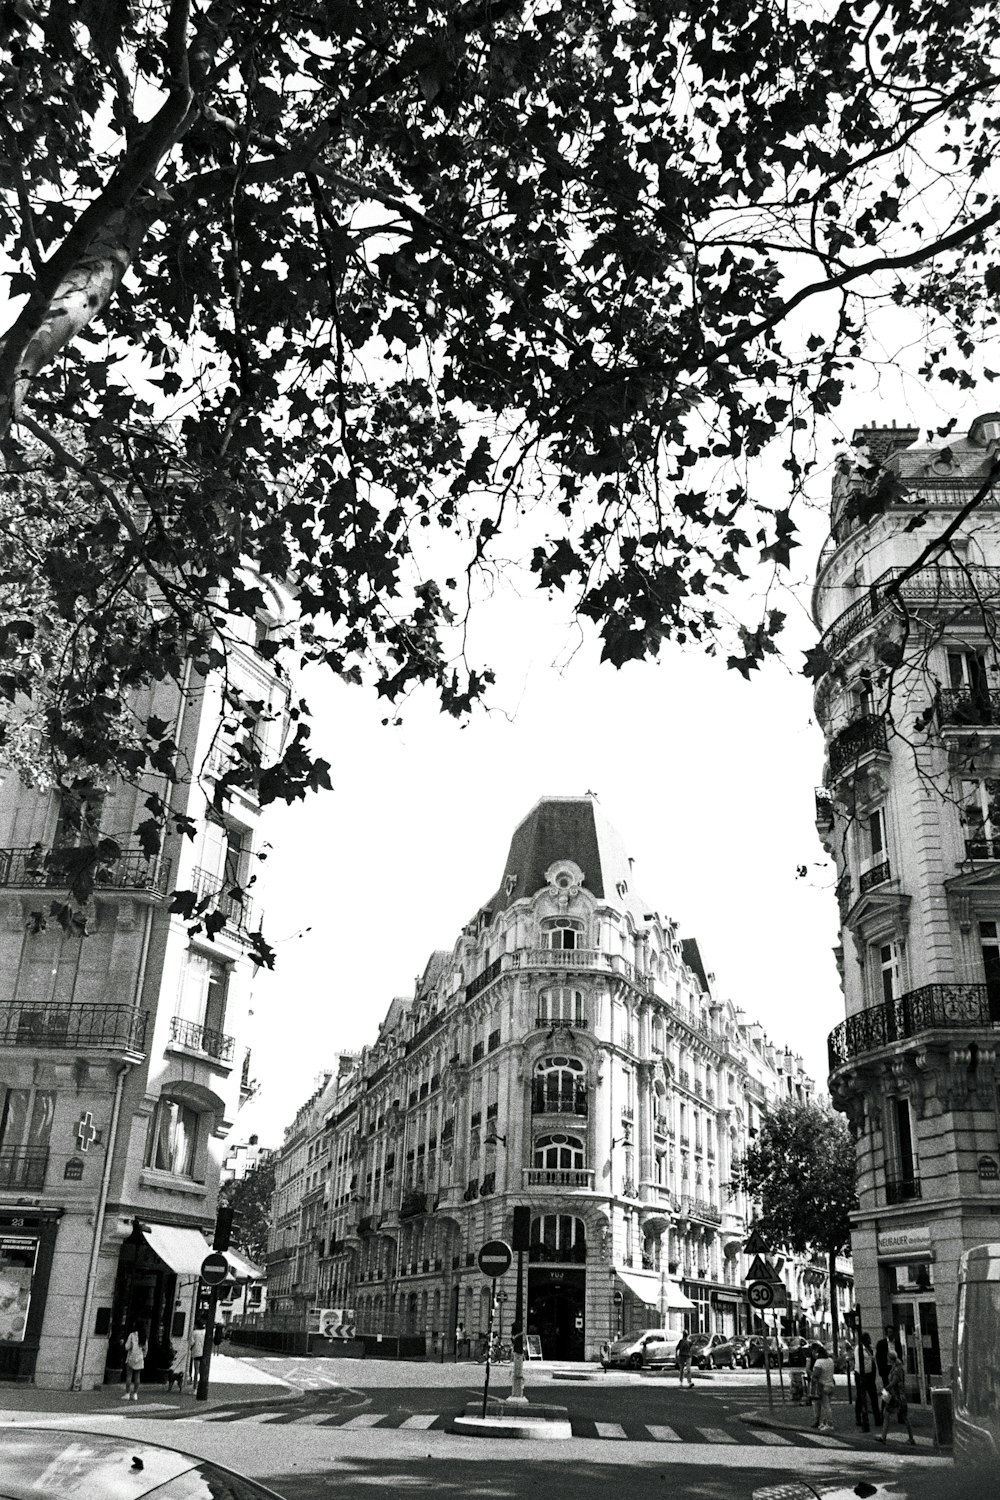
{"left": 488, "top": 1338, "right": 513, "bottom": 1363}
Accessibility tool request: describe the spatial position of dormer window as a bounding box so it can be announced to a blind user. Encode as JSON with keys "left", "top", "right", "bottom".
{"left": 541, "top": 918, "right": 583, "bottom": 951}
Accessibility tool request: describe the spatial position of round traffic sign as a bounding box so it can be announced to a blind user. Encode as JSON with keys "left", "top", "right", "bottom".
{"left": 747, "top": 1281, "right": 775, "bottom": 1309}
{"left": 612, "top": 1290, "right": 624, "bottom": 1306}
{"left": 477, "top": 1239, "right": 512, "bottom": 1277}
{"left": 200, "top": 1251, "right": 229, "bottom": 1287}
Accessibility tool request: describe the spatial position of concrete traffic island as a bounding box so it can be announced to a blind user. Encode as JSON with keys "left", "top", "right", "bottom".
{"left": 450, "top": 1398, "right": 573, "bottom": 1440}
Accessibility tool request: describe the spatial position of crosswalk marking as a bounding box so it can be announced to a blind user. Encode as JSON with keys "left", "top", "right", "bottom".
{"left": 341, "top": 1413, "right": 382, "bottom": 1428}
{"left": 799, "top": 1431, "right": 846, "bottom": 1447}
{"left": 694, "top": 1426, "right": 737, "bottom": 1443}
{"left": 646, "top": 1425, "right": 682, "bottom": 1442}
{"left": 400, "top": 1414, "right": 438, "bottom": 1428}
{"left": 751, "top": 1431, "right": 793, "bottom": 1445}
{"left": 593, "top": 1421, "right": 628, "bottom": 1439}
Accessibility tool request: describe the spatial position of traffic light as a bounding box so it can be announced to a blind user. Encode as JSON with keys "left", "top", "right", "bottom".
{"left": 213, "top": 1205, "right": 234, "bottom": 1252}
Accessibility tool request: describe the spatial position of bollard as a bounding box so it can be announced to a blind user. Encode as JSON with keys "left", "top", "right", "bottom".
{"left": 930, "top": 1386, "right": 954, "bottom": 1448}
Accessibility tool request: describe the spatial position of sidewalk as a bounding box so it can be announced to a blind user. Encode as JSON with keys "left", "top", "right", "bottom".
{"left": 0, "top": 1354, "right": 293, "bottom": 1419}
{"left": 741, "top": 1390, "right": 939, "bottom": 1448}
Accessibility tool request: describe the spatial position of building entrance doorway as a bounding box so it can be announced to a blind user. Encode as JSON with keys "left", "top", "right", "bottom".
{"left": 890, "top": 1296, "right": 941, "bottom": 1404}
{"left": 105, "top": 1231, "right": 180, "bottom": 1385}
{"left": 527, "top": 1268, "right": 585, "bottom": 1361}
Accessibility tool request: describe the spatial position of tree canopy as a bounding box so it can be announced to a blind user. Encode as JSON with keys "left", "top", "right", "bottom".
{"left": 732, "top": 1097, "right": 856, "bottom": 1260}
{"left": 218, "top": 1152, "right": 275, "bottom": 1267}
{"left": 3, "top": 0, "right": 1000, "bottom": 863}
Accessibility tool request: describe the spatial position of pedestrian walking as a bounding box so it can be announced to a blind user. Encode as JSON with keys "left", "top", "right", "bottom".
{"left": 122, "top": 1322, "right": 147, "bottom": 1402}
{"left": 189, "top": 1321, "right": 206, "bottom": 1385}
{"left": 874, "top": 1323, "right": 897, "bottom": 1388}
{"left": 676, "top": 1327, "right": 695, "bottom": 1388}
{"left": 855, "top": 1332, "right": 880, "bottom": 1427}
{"left": 213, "top": 1322, "right": 225, "bottom": 1350}
{"left": 876, "top": 1347, "right": 916, "bottom": 1446}
{"left": 809, "top": 1345, "right": 836, "bottom": 1431}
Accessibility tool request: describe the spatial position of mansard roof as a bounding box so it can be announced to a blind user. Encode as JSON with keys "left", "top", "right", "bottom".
{"left": 681, "top": 938, "right": 709, "bottom": 994}
{"left": 481, "top": 794, "right": 650, "bottom": 922}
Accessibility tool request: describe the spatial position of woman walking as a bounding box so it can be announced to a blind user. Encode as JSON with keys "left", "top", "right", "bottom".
{"left": 122, "top": 1322, "right": 147, "bottom": 1402}
{"left": 876, "top": 1348, "right": 917, "bottom": 1446}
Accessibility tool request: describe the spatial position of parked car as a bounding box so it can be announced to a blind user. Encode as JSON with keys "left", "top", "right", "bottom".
{"left": 602, "top": 1328, "right": 681, "bottom": 1369}
{"left": 0, "top": 1426, "right": 286, "bottom": 1500}
{"left": 745, "top": 1334, "right": 789, "bottom": 1367}
{"left": 689, "top": 1332, "right": 745, "bottom": 1369}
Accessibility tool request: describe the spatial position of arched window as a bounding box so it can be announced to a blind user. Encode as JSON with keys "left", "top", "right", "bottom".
{"left": 537, "top": 987, "right": 585, "bottom": 1024}
{"left": 533, "top": 1133, "right": 585, "bottom": 1170}
{"left": 540, "top": 918, "right": 584, "bottom": 951}
{"left": 533, "top": 1056, "right": 586, "bottom": 1115}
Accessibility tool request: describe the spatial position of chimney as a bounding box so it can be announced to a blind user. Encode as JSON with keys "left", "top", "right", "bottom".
{"left": 851, "top": 422, "right": 920, "bottom": 462}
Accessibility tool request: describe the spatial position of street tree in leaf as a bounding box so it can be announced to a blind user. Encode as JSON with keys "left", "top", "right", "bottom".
{"left": 731, "top": 1098, "right": 856, "bottom": 1354}
{"left": 4, "top": 0, "right": 1000, "bottom": 919}
{"left": 218, "top": 1154, "right": 276, "bottom": 1269}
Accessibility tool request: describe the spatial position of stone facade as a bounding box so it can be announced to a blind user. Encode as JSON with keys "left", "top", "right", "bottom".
{"left": 0, "top": 580, "right": 291, "bottom": 1387}
{"left": 266, "top": 796, "right": 848, "bottom": 1360}
{"left": 813, "top": 412, "right": 1000, "bottom": 1398}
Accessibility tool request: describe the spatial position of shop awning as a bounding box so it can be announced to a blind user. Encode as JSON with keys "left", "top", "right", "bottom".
{"left": 224, "top": 1248, "right": 264, "bottom": 1281}
{"left": 142, "top": 1224, "right": 214, "bottom": 1277}
{"left": 617, "top": 1270, "right": 695, "bottom": 1311}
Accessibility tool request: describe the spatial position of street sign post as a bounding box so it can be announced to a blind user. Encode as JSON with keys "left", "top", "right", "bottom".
{"left": 743, "top": 1225, "right": 768, "bottom": 1256}
{"left": 199, "top": 1252, "right": 229, "bottom": 1286}
{"left": 477, "top": 1241, "right": 511, "bottom": 1417}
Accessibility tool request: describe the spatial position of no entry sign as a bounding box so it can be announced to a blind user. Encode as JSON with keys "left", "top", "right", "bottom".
{"left": 477, "top": 1239, "right": 513, "bottom": 1278}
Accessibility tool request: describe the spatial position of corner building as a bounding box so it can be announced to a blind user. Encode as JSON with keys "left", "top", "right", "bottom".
{"left": 311, "top": 797, "right": 827, "bottom": 1362}
{"left": 813, "top": 413, "right": 1000, "bottom": 1398}
{"left": 0, "top": 580, "right": 291, "bottom": 1387}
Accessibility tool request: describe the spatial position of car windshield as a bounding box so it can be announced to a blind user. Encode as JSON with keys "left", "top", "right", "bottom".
{"left": 689, "top": 1334, "right": 710, "bottom": 1346}
{"left": 0, "top": 1429, "right": 283, "bottom": 1500}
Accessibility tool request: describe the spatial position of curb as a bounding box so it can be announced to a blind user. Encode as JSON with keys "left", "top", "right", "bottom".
{"left": 450, "top": 1415, "right": 573, "bottom": 1440}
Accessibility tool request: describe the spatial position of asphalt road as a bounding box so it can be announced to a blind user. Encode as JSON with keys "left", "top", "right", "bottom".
{"left": 3, "top": 1357, "right": 953, "bottom": 1500}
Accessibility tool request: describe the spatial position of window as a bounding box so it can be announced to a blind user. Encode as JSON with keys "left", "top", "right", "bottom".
{"left": 538, "top": 987, "right": 584, "bottom": 1024}
{"left": 147, "top": 1097, "right": 200, "bottom": 1177}
{"left": 856, "top": 669, "right": 875, "bottom": 719}
{"left": 962, "top": 779, "right": 1000, "bottom": 856}
{"left": 533, "top": 1057, "right": 586, "bottom": 1115}
{"left": 948, "top": 648, "right": 989, "bottom": 693}
{"left": 541, "top": 919, "right": 583, "bottom": 951}
{"left": 0, "top": 1086, "right": 55, "bottom": 1186}
{"left": 54, "top": 781, "right": 105, "bottom": 848}
{"left": 981, "top": 922, "right": 1000, "bottom": 1020}
{"left": 878, "top": 941, "right": 903, "bottom": 1004}
{"left": 868, "top": 807, "right": 886, "bottom": 862}
{"left": 529, "top": 1214, "right": 586, "bottom": 1262}
{"left": 176, "top": 952, "right": 229, "bottom": 1030}
{"left": 889, "top": 1097, "right": 918, "bottom": 1194}
{"left": 533, "top": 1133, "right": 584, "bottom": 1170}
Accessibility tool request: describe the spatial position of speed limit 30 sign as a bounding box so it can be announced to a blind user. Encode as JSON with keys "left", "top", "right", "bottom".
{"left": 747, "top": 1281, "right": 775, "bottom": 1309}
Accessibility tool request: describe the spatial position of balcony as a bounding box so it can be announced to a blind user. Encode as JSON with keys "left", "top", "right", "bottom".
{"left": 466, "top": 956, "right": 502, "bottom": 1001}
{"left": 828, "top": 982, "right": 1000, "bottom": 1071}
{"left": 680, "top": 1195, "right": 722, "bottom": 1225}
{"left": 535, "top": 1014, "right": 589, "bottom": 1031}
{"left": 0, "top": 1002, "right": 148, "bottom": 1053}
{"left": 938, "top": 686, "right": 1000, "bottom": 729}
{"left": 168, "top": 1016, "right": 236, "bottom": 1064}
{"left": 522, "top": 1167, "right": 595, "bottom": 1190}
{"left": 859, "top": 859, "right": 892, "bottom": 894}
{"left": 885, "top": 1175, "right": 922, "bottom": 1206}
{"left": 0, "top": 844, "right": 171, "bottom": 894}
{"left": 191, "top": 865, "right": 254, "bottom": 933}
{"left": 828, "top": 714, "right": 888, "bottom": 778}
{"left": 531, "top": 1088, "right": 588, "bottom": 1117}
{"left": 0, "top": 1146, "right": 47, "bottom": 1190}
{"left": 821, "top": 566, "right": 1000, "bottom": 661}
{"left": 404, "top": 1009, "right": 446, "bottom": 1055}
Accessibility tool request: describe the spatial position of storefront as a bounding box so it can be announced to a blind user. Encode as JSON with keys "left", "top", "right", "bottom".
{"left": 712, "top": 1287, "right": 746, "bottom": 1336}
{"left": 0, "top": 1208, "right": 60, "bottom": 1382}
{"left": 877, "top": 1224, "right": 941, "bottom": 1404}
{"left": 616, "top": 1268, "right": 695, "bottom": 1333}
{"left": 105, "top": 1221, "right": 213, "bottom": 1384}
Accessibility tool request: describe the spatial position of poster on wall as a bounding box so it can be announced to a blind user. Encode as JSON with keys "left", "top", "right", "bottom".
{"left": 0, "top": 1234, "right": 39, "bottom": 1343}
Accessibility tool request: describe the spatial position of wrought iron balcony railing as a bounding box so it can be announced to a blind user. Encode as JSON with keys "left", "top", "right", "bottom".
{"left": 0, "top": 1146, "right": 47, "bottom": 1190}
{"left": 859, "top": 859, "right": 892, "bottom": 894}
{"left": 938, "top": 686, "right": 1000, "bottom": 728}
{"left": 0, "top": 845, "right": 170, "bottom": 894}
{"left": 191, "top": 866, "right": 254, "bottom": 932}
{"left": 531, "top": 1089, "right": 588, "bottom": 1116}
{"left": 885, "top": 1175, "right": 922, "bottom": 1206}
{"left": 0, "top": 1002, "right": 148, "bottom": 1052}
{"left": 168, "top": 1015, "right": 236, "bottom": 1063}
{"left": 829, "top": 982, "right": 1000, "bottom": 1071}
{"left": 829, "top": 714, "right": 889, "bottom": 777}
{"left": 821, "top": 566, "right": 1000, "bottom": 660}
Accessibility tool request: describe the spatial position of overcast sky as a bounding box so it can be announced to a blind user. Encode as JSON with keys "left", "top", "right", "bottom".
{"left": 233, "top": 340, "right": 983, "bottom": 1148}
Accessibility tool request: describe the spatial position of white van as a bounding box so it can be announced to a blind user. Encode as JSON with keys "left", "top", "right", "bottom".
{"left": 953, "top": 1242, "right": 1000, "bottom": 1462}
